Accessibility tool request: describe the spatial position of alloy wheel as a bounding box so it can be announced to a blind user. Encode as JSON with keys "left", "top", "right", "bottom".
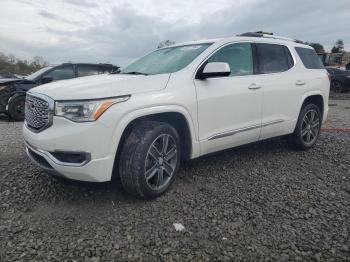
{"left": 331, "top": 81, "right": 343, "bottom": 93}
{"left": 301, "top": 109, "right": 320, "bottom": 145}
{"left": 16, "top": 102, "right": 25, "bottom": 116}
{"left": 144, "top": 134, "right": 178, "bottom": 190}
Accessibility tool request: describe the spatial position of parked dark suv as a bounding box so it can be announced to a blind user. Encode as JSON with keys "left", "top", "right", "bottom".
{"left": 0, "top": 63, "right": 119, "bottom": 120}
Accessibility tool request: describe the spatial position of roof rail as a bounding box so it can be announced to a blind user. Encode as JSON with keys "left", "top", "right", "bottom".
{"left": 59, "top": 62, "right": 119, "bottom": 67}
{"left": 238, "top": 31, "right": 303, "bottom": 43}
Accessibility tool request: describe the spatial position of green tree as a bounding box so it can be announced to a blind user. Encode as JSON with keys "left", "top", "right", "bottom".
{"left": 157, "top": 40, "right": 176, "bottom": 49}
{"left": 331, "top": 39, "right": 344, "bottom": 53}
{"left": 308, "top": 43, "right": 325, "bottom": 53}
{"left": 0, "top": 51, "right": 49, "bottom": 76}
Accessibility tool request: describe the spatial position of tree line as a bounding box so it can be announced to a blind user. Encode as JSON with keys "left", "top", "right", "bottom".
{"left": 305, "top": 39, "right": 345, "bottom": 54}
{"left": 0, "top": 52, "right": 49, "bottom": 77}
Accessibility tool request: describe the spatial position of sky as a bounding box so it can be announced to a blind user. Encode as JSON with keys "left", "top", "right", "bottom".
{"left": 0, "top": 0, "right": 349, "bottom": 67}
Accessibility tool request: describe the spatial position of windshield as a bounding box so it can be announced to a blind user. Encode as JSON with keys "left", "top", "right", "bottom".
{"left": 121, "top": 44, "right": 211, "bottom": 75}
{"left": 26, "top": 66, "right": 53, "bottom": 81}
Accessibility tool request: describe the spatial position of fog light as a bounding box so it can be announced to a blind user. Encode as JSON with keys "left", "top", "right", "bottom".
{"left": 50, "top": 151, "right": 90, "bottom": 165}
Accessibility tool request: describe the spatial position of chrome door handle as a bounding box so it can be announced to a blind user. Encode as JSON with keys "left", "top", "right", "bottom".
{"left": 296, "top": 80, "right": 306, "bottom": 86}
{"left": 248, "top": 83, "right": 261, "bottom": 90}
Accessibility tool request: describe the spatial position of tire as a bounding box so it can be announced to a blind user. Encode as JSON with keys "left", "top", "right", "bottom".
{"left": 330, "top": 81, "right": 344, "bottom": 93}
{"left": 288, "top": 103, "right": 322, "bottom": 150}
{"left": 119, "top": 121, "right": 181, "bottom": 199}
{"left": 8, "top": 95, "right": 25, "bottom": 121}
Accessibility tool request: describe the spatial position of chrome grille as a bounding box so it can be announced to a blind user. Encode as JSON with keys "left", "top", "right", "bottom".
{"left": 25, "top": 94, "right": 53, "bottom": 132}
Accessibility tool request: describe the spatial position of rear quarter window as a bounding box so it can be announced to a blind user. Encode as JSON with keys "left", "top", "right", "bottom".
{"left": 295, "top": 47, "right": 324, "bottom": 69}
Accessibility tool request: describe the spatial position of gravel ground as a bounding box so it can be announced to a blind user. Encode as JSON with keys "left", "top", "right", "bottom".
{"left": 323, "top": 99, "right": 350, "bottom": 128}
{"left": 0, "top": 98, "right": 349, "bottom": 261}
{"left": 329, "top": 92, "right": 350, "bottom": 101}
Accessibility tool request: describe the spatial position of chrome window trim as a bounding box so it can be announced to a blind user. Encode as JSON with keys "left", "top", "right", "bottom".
{"left": 193, "top": 40, "right": 297, "bottom": 80}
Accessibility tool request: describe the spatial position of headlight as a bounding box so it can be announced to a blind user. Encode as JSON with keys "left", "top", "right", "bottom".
{"left": 55, "top": 95, "right": 130, "bottom": 122}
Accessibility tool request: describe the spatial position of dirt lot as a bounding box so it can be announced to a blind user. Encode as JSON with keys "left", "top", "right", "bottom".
{"left": 0, "top": 96, "right": 349, "bottom": 261}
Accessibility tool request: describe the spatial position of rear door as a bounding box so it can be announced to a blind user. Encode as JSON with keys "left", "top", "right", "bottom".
{"left": 255, "top": 43, "right": 300, "bottom": 139}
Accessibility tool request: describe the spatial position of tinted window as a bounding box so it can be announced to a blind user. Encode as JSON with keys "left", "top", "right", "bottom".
{"left": 256, "top": 43, "right": 293, "bottom": 74}
{"left": 77, "top": 65, "right": 105, "bottom": 77}
{"left": 208, "top": 43, "right": 253, "bottom": 76}
{"left": 295, "top": 47, "right": 324, "bottom": 69}
{"left": 26, "top": 66, "right": 53, "bottom": 81}
{"left": 121, "top": 44, "right": 211, "bottom": 75}
{"left": 44, "top": 65, "right": 74, "bottom": 81}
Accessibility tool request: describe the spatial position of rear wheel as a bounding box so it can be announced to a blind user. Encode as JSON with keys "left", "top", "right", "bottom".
{"left": 330, "top": 81, "right": 344, "bottom": 93}
{"left": 288, "top": 103, "right": 321, "bottom": 150}
{"left": 119, "top": 121, "right": 181, "bottom": 199}
{"left": 8, "top": 95, "right": 25, "bottom": 121}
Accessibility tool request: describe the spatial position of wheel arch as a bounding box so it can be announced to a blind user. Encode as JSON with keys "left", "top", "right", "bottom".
{"left": 8, "top": 92, "right": 26, "bottom": 105}
{"left": 109, "top": 106, "right": 199, "bottom": 179}
{"left": 299, "top": 92, "right": 325, "bottom": 121}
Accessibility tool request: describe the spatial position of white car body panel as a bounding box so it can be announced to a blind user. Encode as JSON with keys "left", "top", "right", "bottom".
{"left": 33, "top": 73, "right": 170, "bottom": 100}
{"left": 194, "top": 74, "right": 263, "bottom": 155}
{"left": 23, "top": 36, "right": 330, "bottom": 182}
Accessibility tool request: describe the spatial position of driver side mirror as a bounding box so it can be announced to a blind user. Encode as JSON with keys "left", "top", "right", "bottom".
{"left": 41, "top": 76, "right": 53, "bottom": 84}
{"left": 197, "top": 62, "right": 231, "bottom": 79}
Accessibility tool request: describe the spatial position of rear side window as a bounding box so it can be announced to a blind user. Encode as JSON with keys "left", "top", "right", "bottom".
{"left": 256, "top": 43, "right": 294, "bottom": 74}
{"left": 295, "top": 47, "right": 324, "bottom": 69}
{"left": 77, "top": 65, "right": 105, "bottom": 77}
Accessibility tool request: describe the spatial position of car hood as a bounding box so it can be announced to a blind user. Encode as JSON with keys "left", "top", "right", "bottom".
{"left": 29, "top": 73, "right": 171, "bottom": 100}
{"left": 0, "top": 78, "right": 21, "bottom": 84}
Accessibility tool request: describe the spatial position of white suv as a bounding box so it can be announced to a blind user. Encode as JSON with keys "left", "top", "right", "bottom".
{"left": 23, "top": 33, "right": 329, "bottom": 198}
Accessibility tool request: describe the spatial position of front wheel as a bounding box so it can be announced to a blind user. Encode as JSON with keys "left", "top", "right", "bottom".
{"left": 8, "top": 95, "right": 25, "bottom": 121}
{"left": 119, "top": 121, "right": 181, "bottom": 199}
{"left": 288, "top": 103, "right": 322, "bottom": 150}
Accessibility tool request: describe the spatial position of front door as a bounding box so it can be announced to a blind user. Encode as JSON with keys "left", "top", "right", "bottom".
{"left": 194, "top": 42, "right": 263, "bottom": 155}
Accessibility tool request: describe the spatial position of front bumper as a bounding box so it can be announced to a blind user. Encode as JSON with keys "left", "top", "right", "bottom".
{"left": 23, "top": 116, "right": 116, "bottom": 182}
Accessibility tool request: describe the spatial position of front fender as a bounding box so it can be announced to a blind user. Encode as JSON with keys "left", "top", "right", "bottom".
{"left": 0, "top": 86, "right": 23, "bottom": 112}
{"left": 108, "top": 105, "right": 200, "bottom": 159}
{"left": 8, "top": 92, "right": 26, "bottom": 104}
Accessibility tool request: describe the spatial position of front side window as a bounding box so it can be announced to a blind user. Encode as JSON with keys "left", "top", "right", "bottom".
{"left": 121, "top": 44, "right": 211, "bottom": 75}
{"left": 208, "top": 42, "right": 253, "bottom": 76}
{"left": 44, "top": 65, "right": 75, "bottom": 81}
{"left": 77, "top": 65, "right": 104, "bottom": 77}
{"left": 295, "top": 47, "right": 325, "bottom": 69}
{"left": 256, "top": 43, "right": 294, "bottom": 74}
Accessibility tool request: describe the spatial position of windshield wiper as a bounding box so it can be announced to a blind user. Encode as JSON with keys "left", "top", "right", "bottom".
{"left": 121, "top": 71, "right": 148, "bottom": 75}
